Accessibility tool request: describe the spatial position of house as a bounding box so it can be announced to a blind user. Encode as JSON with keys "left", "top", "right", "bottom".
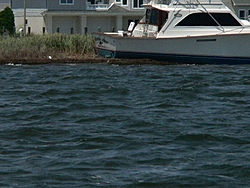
{"left": 11, "top": 0, "right": 47, "bottom": 34}
{"left": 10, "top": 0, "right": 250, "bottom": 35}
{"left": 44, "top": 0, "right": 146, "bottom": 34}
{"left": 230, "top": 0, "right": 250, "bottom": 20}
{"left": 11, "top": 0, "right": 146, "bottom": 35}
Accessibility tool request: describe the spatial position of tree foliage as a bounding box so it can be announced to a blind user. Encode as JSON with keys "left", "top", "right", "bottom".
{"left": 0, "top": 7, "right": 15, "bottom": 35}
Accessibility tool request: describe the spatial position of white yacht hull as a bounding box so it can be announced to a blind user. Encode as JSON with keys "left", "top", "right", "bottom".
{"left": 93, "top": 33, "right": 250, "bottom": 64}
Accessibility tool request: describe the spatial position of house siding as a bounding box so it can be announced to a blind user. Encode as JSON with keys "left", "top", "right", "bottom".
{"left": 0, "top": 4, "right": 10, "bottom": 10}
{"left": 11, "top": 0, "right": 47, "bottom": 9}
{"left": 47, "top": 0, "right": 86, "bottom": 11}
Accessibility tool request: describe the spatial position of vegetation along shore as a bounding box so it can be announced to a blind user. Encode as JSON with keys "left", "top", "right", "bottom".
{"left": 0, "top": 34, "right": 177, "bottom": 65}
{"left": 0, "top": 34, "right": 96, "bottom": 64}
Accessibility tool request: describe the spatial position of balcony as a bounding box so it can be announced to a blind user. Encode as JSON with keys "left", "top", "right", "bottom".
{"left": 87, "top": 2, "right": 110, "bottom": 10}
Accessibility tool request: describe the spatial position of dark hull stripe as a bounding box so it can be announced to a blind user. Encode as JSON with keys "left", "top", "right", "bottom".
{"left": 97, "top": 48, "right": 250, "bottom": 64}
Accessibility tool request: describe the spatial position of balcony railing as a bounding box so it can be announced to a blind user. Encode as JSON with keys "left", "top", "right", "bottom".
{"left": 87, "top": 2, "right": 109, "bottom": 10}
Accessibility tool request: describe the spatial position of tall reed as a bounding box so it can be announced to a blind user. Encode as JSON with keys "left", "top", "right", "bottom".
{"left": 0, "top": 33, "right": 95, "bottom": 59}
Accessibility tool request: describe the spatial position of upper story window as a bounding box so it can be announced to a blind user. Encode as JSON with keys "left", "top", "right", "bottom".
{"left": 239, "top": 10, "right": 246, "bottom": 19}
{"left": 177, "top": 13, "right": 241, "bottom": 26}
{"left": 87, "top": 0, "right": 95, "bottom": 4}
{"left": 133, "top": 0, "right": 143, "bottom": 8}
{"left": 60, "top": 0, "right": 74, "bottom": 5}
{"left": 122, "top": 0, "right": 127, "bottom": 5}
{"left": 238, "top": 9, "right": 250, "bottom": 20}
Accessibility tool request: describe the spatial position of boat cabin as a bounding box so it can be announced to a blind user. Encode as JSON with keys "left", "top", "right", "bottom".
{"left": 132, "top": 0, "right": 249, "bottom": 38}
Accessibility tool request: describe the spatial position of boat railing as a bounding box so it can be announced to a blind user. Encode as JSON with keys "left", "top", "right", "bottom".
{"left": 194, "top": 0, "right": 225, "bottom": 32}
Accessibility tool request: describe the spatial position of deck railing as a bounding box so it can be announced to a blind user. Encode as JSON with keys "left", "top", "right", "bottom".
{"left": 86, "top": 3, "right": 109, "bottom": 10}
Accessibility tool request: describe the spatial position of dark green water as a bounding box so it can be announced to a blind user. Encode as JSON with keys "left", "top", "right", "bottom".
{"left": 1, "top": 63, "right": 250, "bottom": 187}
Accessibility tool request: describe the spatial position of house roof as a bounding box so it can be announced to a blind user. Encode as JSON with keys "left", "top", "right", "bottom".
{"left": 43, "top": 10, "right": 143, "bottom": 16}
{"left": 13, "top": 9, "right": 47, "bottom": 17}
{"left": 107, "top": 3, "right": 129, "bottom": 13}
{"left": 44, "top": 3, "right": 144, "bottom": 16}
{"left": 0, "top": 0, "right": 10, "bottom": 10}
{"left": 232, "top": 0, "right": 250, "bottom": 6}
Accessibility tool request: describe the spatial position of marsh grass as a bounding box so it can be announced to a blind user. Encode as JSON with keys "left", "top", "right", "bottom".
{"left": 0, "top": 33, "right": 95, "bottom": 59}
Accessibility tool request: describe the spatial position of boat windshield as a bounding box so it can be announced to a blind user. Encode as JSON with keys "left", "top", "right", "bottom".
{"left": 176, "top": 13, "right": 241, "bottom": 26}
{"left": 146, "top": 8, "right": 168, "bottom": 31}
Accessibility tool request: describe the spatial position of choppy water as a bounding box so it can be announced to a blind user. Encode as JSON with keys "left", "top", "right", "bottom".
{"left": 1, "top": 62, "right": 250, "bottom": 187}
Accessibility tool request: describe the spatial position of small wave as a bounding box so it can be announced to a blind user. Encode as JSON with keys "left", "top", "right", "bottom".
{"left": 5, "top": 63, "right": 22, "bottom": 66}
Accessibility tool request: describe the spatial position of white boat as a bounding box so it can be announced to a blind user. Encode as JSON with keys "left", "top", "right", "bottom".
{"left": 93, "top": 0, "right": 250, "bottom": 64}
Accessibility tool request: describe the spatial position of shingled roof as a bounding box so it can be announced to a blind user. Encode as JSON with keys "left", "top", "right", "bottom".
{"left": 232, "top": 0, "right": 250, "bottom": 6}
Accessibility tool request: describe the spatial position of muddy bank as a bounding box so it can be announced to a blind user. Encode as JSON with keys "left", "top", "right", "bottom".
{"left": 0, "top": 57, "right": 177, "bottom": 65}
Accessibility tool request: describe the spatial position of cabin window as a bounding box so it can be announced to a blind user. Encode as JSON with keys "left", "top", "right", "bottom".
{"left": 239, "top": 10, "right": 246, "bottom": 19}
{"left": 177, "top": 13, "right": 241, "bottom": 26}
{"left": 60, "top": 0, "right": 74, "bottom": 5}
{"left": 148, "top": 9, "right": 158, "bottom": 25}
{"left": 146, "top": 8, "right": 168, "bottom": 31}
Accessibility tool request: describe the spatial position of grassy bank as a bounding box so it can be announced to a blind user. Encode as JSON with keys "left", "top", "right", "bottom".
{"left": 0, "top": 34, "right": 96, "bottom": 60}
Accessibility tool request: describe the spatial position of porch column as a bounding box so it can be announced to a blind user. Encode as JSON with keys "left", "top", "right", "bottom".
{"left": 116, "top": 15, "right": 123, "bottom": 31}
{"left": 80, "top": 15, "right": 87, "bottom": 35}
{"left": 45, "top": 15, "right": 53, "bottom": 33}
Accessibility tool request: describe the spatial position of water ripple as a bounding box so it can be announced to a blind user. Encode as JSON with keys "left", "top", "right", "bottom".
{"left": 0, "top": 64, "right": 250, "bottom": 187}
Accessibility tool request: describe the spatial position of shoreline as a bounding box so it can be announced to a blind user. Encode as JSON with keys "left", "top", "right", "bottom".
{"left": 0, "top": 57, "right": 177, "bottom": 65}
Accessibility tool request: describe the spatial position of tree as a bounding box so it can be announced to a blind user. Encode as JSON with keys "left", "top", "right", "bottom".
{"left": 0, "top": 7, "right": 15, "bottom": 35}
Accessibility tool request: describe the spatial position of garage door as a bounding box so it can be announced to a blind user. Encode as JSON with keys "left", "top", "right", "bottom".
{"left": 53, "top": 17, "right": 76, "bottom": 34}
{"left": 87, "top": 17, "right": 112, "bottom": 33}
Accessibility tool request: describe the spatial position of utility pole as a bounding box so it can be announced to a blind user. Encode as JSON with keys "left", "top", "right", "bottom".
{"left": 23, "top": 0, "right": 26, "bottom": 36}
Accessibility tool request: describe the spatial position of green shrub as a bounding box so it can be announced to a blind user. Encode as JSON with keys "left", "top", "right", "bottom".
{"left": 0, "top": 7, "right": 15, "bottom": 35}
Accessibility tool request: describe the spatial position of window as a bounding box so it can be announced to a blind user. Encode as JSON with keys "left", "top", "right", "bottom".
{"left": 133, "top": 0, "right": 143, "bottom": 8}
{"left": 87, "top": 0, "right": 94, "bottom": 4}
{"left": 239, "top": 10, "right": 246, "bottom": 19}
{"left": 60, "top": 0, "right": 74, "bottom": 5}
{"left": 145, "top": 8, "right": 168, "bottom": 31}
{"left": 122, "top": 0, "right": 127, "bottom": 5}
{"left": 177, "top": 13, "right": 241, "bottom": 26}
{"left": 248, "top": 10, "right": 250, "bottom": 20}
{"left": 148, "top": 9, "right": 159, "bottom": 25}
